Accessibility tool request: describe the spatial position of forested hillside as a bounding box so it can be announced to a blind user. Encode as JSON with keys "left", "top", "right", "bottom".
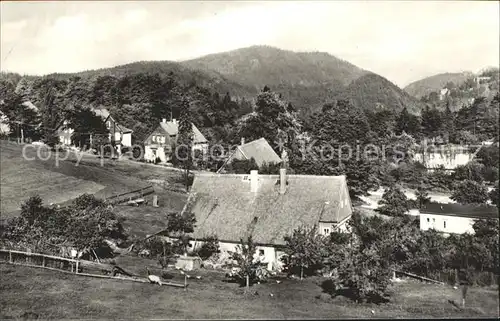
{"left": 337, "top": 73, "right": 425, "bottom": 114}
{"left": 182, "top": 46, "right": 422, "bottom": 114}
{"left": 0, "top": 70, "right": 254, "bottom": 144}
{"left": 404, "top": 72, "right": 473, "bottom": 99}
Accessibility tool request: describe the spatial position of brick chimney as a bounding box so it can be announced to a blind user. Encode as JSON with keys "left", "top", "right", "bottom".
{"left": 162, "top": 118, "right": 167, "bottom": 123}
{"left": 250, "top": 170, "right": 259, "bottom": 193}
{"left": 279, "top": 168, "right": 287, "bottom": 194}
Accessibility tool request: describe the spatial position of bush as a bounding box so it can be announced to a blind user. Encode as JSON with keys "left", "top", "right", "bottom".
{"left": 196, "top": 235, "right": 220, "bottom": 260}
{"left": 133, "top": 236, "right": 175, "bottom": 260}
{"left": 283, "top": 225, "right": 328, "bottom": 279}
{"left": 482, "top": 166, "right": 499, "bottom": 183}
{"left": 227, "top": 236, "right": 269, "bottom": 287}
{"left": 132, "top": 146, "right": 143, "bottom": 160}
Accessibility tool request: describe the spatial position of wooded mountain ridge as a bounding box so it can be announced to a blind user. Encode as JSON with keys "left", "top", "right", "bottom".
{"left": 2, "top": 45, "right": 428, "bottom": 115}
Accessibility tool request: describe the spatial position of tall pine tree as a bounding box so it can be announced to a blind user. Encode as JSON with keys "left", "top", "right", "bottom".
{"left": 177, "top": 96, "right": 194, "bottom": 191}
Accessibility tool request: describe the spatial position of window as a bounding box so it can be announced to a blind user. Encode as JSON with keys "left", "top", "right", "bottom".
{"left": 443, "top": 221, "right": 447, "bottom": 229}
{"left": 323, "top": 228, "right": 331, "bottom": 235}
{"left": 432, "top": 218, "right": 435, "bottom": 223}
{"left": 427, "top": 218, "right": 430, "bottom": 223}
{"left": 259, "top": 249, "right": 264, "bottom": 256}
{"left": 106, "top": 121, "right": 111, "bottom": 129}
{"left": 152, "top": 135, "right": 156, "bottom": 142}
{"left": 242, "top": 175, "right": 249, "bottom": 181}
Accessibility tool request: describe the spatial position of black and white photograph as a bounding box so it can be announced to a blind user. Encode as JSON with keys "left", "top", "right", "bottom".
{"left": 0, "top": 0, "right": 499, "bottom": 319}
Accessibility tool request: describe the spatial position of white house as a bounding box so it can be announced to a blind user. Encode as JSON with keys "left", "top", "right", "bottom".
{"left": 408, "top": 203, "right": 498, "bottom": 235}
{"left": 94, "top": 108, "right": 133, "bottom": 153}
{"left": 413, "top": 144, "right": 475, "bottom": 170}
{"left": 0, "top": 110, "right": 10, "bottom": 135}
{"left": 143, "top": 118, "right": 208, "bottom": 163}
{"left": 157, "top": 169, "right": 353, "bottom": 270}
{"left": 56, "top": 108, "right": 132, "bottom": 153}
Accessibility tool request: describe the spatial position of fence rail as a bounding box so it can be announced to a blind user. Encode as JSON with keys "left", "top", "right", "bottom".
{"left": 106, "top": 185, "right": 155, "bottom": 205}
{"left": 394, "top": 268, "right": 498, "bottom": 286}
{"left": 0, "top": 249, "right": 186, "bottom": 288}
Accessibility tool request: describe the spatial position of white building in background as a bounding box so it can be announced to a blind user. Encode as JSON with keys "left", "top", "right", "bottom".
{"left": 413, "top": 144, "right": 475, "bottom": 170}
{"left": 408, "top": 202, "right": 498, "bottom": 235}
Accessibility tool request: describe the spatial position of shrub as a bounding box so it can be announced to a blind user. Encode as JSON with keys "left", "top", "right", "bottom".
{"left": 197, "top": 235, "right": 220, "bottom": 260}
{"left": 140, "top": 236, "right": 165, "bottom": 258}
{"left": 451, "top": 180, "right": 489, "bottom": 204}
{"left": 228, "top": 236, "right": 269, "bottom": 287}
{"left": 283, "top": 225, "right": 327, "bottom": 279}
{"left": 132, "top": 146, "right": 143, "bottom": 160}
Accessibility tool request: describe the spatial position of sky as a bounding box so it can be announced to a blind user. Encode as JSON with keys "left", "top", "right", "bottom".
{"left": 1, "top": 1, "right": 499, "bottom": 87}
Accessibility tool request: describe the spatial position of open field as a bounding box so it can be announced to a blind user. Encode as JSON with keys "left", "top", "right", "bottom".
{"left": 0, "top": 141, "right": 187, "bottom": 226}
{"left": 114, "top": 189, "right": 187, "bottom": 238}
{"left": 0, "top": 263, "right": 498, "bottom": 319}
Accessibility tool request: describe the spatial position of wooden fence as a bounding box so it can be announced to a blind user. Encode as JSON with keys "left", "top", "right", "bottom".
{"left": 394, "top": 268, "right": 498, "bottom": 286}
{"left": 106, "top": 185, "right": 155, "bottom": 205}
{"left": 0, "top": 249, "right": 186, "bottom": 288}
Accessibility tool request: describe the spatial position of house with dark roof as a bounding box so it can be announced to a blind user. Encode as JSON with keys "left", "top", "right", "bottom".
{"left": 169, "top": 169, "right": 353, "bottom": 270}
{"left": 143, "top": 118, "right": 208, "bottom": 163}
{"left": 217, "top": 137, "right": 282, "bottom": 173}
{"left": 408, "top": 202, "right": 498, "bottom": 235}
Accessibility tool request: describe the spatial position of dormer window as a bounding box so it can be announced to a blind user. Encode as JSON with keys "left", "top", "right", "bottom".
{"left": 323, "top": 228, "right": 331, "bottom": 235}
{"left": 242, "top": 175, "right": 249, "bottom": 181}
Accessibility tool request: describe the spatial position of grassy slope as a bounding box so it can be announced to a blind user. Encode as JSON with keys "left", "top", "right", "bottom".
{"left": 0, "top": 263, "right": 498, "bottom": 319}
{"left": 0, "top": 141, "right": 187, "bottom": 236}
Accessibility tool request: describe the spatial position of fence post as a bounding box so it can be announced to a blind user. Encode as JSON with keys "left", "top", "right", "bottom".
{"left": 9, "top": 251, "right": 12, "bottom": 263}
{"left": 42, "top": 256, "right": 45, "bottom": 267}
{"left": 76, "top": 260, "right": 79, "bottom": 274}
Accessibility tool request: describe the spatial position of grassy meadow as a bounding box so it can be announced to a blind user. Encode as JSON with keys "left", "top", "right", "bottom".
{"left": 0, "top": 141, "right": 187, "bottom": 228}
{"left": 0, "top": 263, "right": 498, "bottom": 319}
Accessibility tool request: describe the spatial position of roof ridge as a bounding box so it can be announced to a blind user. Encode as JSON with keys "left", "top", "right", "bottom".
{"left": 195, "top": 173, "right": 347, "bottom": 179}
{"left": 241, "top": 137, "right": 268, "bottom": 147}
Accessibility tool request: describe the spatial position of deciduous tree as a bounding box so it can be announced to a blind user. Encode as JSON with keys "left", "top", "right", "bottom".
{"left": 451, "top": 180, "right": 489, "bottom": 204}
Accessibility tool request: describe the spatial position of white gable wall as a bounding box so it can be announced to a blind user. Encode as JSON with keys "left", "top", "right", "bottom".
{"left": 419, "top": 213, "right": 476, "bottom": 234}
{"left": 122, "top": 133, "right": 132, "bottom": 147}
{"left": 188, "top": 239, "right": 281, "bottom": 271}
